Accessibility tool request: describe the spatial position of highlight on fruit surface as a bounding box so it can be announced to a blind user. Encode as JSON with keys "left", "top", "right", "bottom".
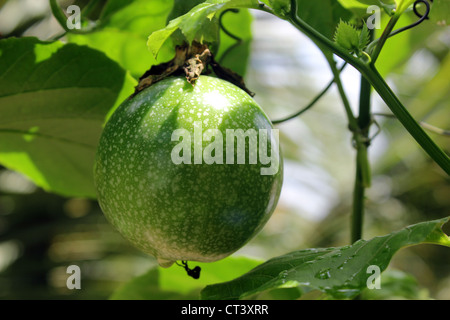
{"left": 94, "top": 75, "right": 283, "bottom": 268}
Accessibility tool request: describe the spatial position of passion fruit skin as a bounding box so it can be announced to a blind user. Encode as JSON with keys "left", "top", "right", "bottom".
{"left": 94, "top": 76, "right": 283, "bottom": 267}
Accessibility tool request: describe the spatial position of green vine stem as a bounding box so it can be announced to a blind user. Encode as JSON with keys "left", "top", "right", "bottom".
{"left": 352, "top": 159, "right": 366, "bottom": 243}
{"left": 370, "top": 13, "right": 401, "bottom": 63}
{"left": 329, "top": 62, "right": 359, "bottom": 133}
{"left": 365, "top": 66, "right": 450, "bottom": 174}
{"left": 366, "top": 1, "right": 431, "bottom": 57}
{"left": 285, "top": 0, "right": 450, "bottom": 176}
{"left": 329, "top": 58, "right": 372, "bottom": 243}
{"left": 49, "top": 0, "right": 100, "bottom": 34}
{"left": 349, "top": 26, "right": 374, "bottom": 243}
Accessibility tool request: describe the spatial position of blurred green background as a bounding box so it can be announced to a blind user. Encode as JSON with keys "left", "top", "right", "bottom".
{"left": 0, "top": 0, "right": 449, "bottom": 299}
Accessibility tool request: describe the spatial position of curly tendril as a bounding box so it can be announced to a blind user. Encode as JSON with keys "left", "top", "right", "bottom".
{"left": 389, "top": 0, "right": 433, "bottom": 38}
{"left": 218, "top": 9, "right": 242, "bottom": 64}
{"left": 413, "top": 0, "right": 433, "bottom": 19}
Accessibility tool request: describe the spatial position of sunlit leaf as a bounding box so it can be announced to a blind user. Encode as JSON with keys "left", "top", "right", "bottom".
{"left": 147, "top": 0, "right": 261, "bottom": 59}
{"left": 430, "top": 0, "right": 449, "bottom": 26}
{"left": 0, "top": 37, "right": 136, "bottom": 198}
{"left": 360, "top": 269, "right": 431, "bottom": 299}
{"left": 201, "top": 217, "right": 450, "bottom": 299}
{"left": 69, "top": 0, "right": 174, "bottom": 78}
{"left": 334, "top": 20, "right": 361, "bottom": 52}
{"left": 395, "top": 0, "right": 416, "bottom": 14}
{"left": 99, "top": 0, "right": 135, "bottom": 20}
{"left": 293, "top": 0, "right": 353, "bottom": 63}
{"left": 265, "top": 0, "right": 291, "bottom": 18}
{"left": 337, "top": 0, "right": 395, "bottom": 18}
{"left": 375, "top": 12, "right": 413, "bottom": 76}
{"left": 110, "top": 256, "right": 262, "bottom": 299}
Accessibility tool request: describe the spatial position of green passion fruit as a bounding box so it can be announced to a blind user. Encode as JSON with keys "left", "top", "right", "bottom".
{"left": 94, "top": 75, "right": 283, "bottom": 267}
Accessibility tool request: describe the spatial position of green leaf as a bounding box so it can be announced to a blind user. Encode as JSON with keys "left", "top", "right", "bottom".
{"left": 337, "top": 0, "right": 396, "bottom": 18}
{"left": 200, "top": 217, "right": 450, "bottom": 300}
{"left": 147, "top": 0, "right": 261, "bottom": 59}
{"left": 375, "top": 12, "right": 413, "bottom": 76}
{"left": 0, "top": 37, "right": 136, "bottom": 198}
{"left": 340, "top": 0, "right": 386, "bottom": 5}
{"left": 430, "top": 0, "right": 449, "bottom": 26}
{"left": 292, "top": 0, "right": 353, "bottom": 64}
{"left": 334, "top": 20, "right": 361, "bottom": 52}
{"left": 359, "top": 23, "right": 370, "bottom": 49}
{"left": 147, "top": 4, "right": 213, "bottom": 58}
{"left": 338, "top": 1, "right": 392, "bottom": 9}
{"left": 360, "top": 269, "right": 430, "bottom": 300}
{"left": 395, "top": 0, "right": 415, "bottom": 14}
{"left": 99, "top": 0, "right": 135, "bottom": 20}
{"left": 294, "top": 0, "right": 353, "bottom": 40}
{"left": 166, "top": 0, "right": 206, "bottom": 21}
{"left": 334, "top": 20, "right": 370, "bottom": 54}
{"left": 110, "top": 268, "right": 190, "bottom": 300}
{"left": 69, "top": 0, "right": 174, "bottom": 78}
{"left": 110, "top": 256, "right": 262, "bottom": 299}
{"left": 266, "top": 0, "right": 291, "bottom": 18}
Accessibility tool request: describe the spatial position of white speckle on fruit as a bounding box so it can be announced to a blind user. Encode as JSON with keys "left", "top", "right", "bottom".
{"left": 203, "top": 91, "right": 229, "bottom": 110}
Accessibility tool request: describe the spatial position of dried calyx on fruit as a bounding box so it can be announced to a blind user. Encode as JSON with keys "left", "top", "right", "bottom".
{"left": 133, "top": 41, "right": 254, "bottom": 97}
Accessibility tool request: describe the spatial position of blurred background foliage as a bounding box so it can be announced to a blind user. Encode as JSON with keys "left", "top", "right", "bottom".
{"left": 0, "top": 0, "right": 448, "bottom": 299}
